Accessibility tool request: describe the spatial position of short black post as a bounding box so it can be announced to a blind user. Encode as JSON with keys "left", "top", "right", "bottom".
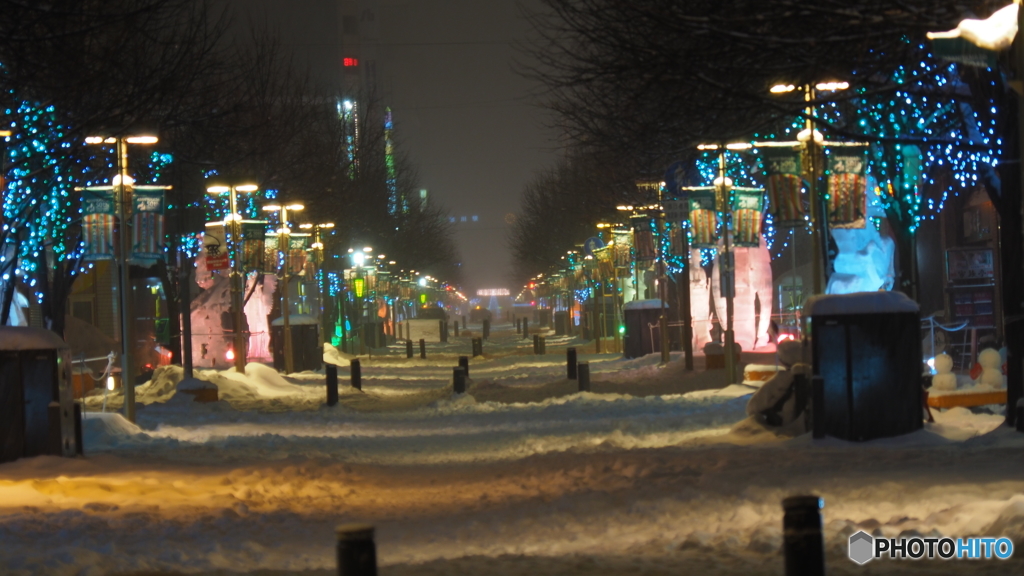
{"left": 454, "top": 322, "right": 459, "bottom": 338}
{"left": 533, "top": 334, "right": 540, "bottom": 354}
{"left": 350, "top": 359, "right": 362, "bottom": 391}
{"left": 73, "top": 402, "right": 83, "bottom": 455}
{"left": 453, "top": 366, "right": 467, "bottom": 394}
{"left": 1016, "top": 399, "right": 1024, "bottom": 433}
{"left": 459, "top": 355, "right": 470, "bottom": 378}
{"left": 523, "top": 318, "right": 529, "bottom": 339}
{"left": 327, "top": 363, "right": 339, "bottom": 405}
{"left": 538, "top": 336, "right": 546, "bottom": 355}
{"left": 336, "top": 524, "right": 377, "bottom": 576}
{"left": 483, "top": 319, "right": 490, "bottom": 340}
{"left": 782, "top": 495, "right": 825, "bottom": 576}
{"left": 419, "top": 339, "right": 426, "bottom": 359}
{"left": 472, "top": 337, "right": 483, "bottom": 357}
{"left": 577, "top": 361, "right": 590, "bottom": 392}
{"left": 439, "top": 320, "right": 448, "bottom": 343}
{"left": 516, "top": 318, "right": 522, "bottom": 334}
{"left": 462, "top": 316, "right": 467, "bottom": 329}
{"left": 567, "top": 348, "right": 578, "bottom": 379}
{"left": 406, "top": 339, "right": 414, "bottom": 359}
{"left": 811, "top": 376, "right": 825, "bottom": 439}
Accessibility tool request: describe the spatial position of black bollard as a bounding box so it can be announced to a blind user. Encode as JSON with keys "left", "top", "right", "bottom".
{"left": 327, "top": 364, "right": 339, "bottom": 405}
{"left": 406, "top": 339, "right": 414, "bottom": 359}
{"left": 516, "top": 318, "right": 522, "bottom": 334}
{"left": 459, "top": 355, "right": 470, "bottom": 378}
{"left": 439, "top": 320, "right": 448, "bottom": 343}
{"left": 523, "top": 318, "right": 529, "bottom": 339}
{"left": 454, "top": 322, "right": 459, "bottom": 338}
{"left": 538, "top": 336, "right": 546, "bottom": 355}
{"left": 472, "top": 337, "right": 483, "bottom": 357}
{"left": 811, "top": 376, "right": 825, "bottom": 439}
{"left": 350, "top": 359, "right": 362, "bottom": 391}
{"left": 782, "top": 496, "right": 825, "bottom": 576}
{"left": 567, "top": 348, "right": 578, "bottom": 379}
{"left": 1016, "top": 399, "right": 1024, "bottom": 433}
{"left": 419, "top": 339, "right": 426, "bottom": 359}
{"left": 577, "top": 361, "right": 590, "bottom": 392}
{"left": 336, "top": 524, "right": 377, "bottom": 576}
{"left": 73, "top": 402, "right": 83, "bottom": 456}
{"left": 533, "top": 334, "right": 540, "bottom": 354}
{"left": 453, "top": 366, "right": 467, "bottom": 394}
{"left": 483, "top": 319, "right": 490, "bottom": 340}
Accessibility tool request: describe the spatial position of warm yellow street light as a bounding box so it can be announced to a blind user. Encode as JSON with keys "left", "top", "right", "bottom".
{"left": 207, "top": 182, "right": 259, "bottom": 373}
{"left": 263, "top": 203, "right": 305, "bottom": 373}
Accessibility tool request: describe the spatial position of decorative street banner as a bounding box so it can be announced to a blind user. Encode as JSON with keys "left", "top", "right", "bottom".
{"left": 827, "top": 151, "right": 868, "bottom": 228}
{"left": 633, "top": 227, "right": 656, "bottom": 262}
{"left": 288, "top": 234, "right": 310, "bottom": 276}
{"left": 688, "top": 189, "right": 719, "bottom": 248}
{"left": 82, "top": 189, "right": 116, "bottom": 260}
{"left": 762, "top": 147, "right": 806, "bottom": 228}
{"left": 131, "top": 190, "right": 165, "bottom": 261}
{"left": 203, "top": 224, "right": 230, "bottom": 270}
{"left": 264, "top": 235, "right": 280, "bottom": 273}
{"left": 612, "top": 230, "right": 633, "bottom": 268}
{"left": 593, "top": 246, "right": 615, "bottom": 281}
{"left": 731, "top": 188, "right": 764, "bottom": 247}
{"left": 240, "top": 221, "right": 267, "bottom": 273}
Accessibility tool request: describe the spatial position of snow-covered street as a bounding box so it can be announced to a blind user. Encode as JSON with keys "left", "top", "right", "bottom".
{"left": 2, "top": 325, "right": 1023, "bottom": 575}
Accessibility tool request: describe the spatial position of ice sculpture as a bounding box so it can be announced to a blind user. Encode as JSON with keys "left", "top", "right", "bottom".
{"left": 826, "top": 183, "right": 895, "bottom": 294}
{"left": 711, "top": 235, "right": 774, "bottom": 350}
{"left": 245, "top": 274, "right": 277, "bottom": 360}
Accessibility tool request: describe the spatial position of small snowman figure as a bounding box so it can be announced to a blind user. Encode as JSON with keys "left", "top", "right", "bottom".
{"left": 975, "top": 348, "right": 1005, "bottom": 389}
{"left": 931, "top": 353, "right": 957, "bottom": 391}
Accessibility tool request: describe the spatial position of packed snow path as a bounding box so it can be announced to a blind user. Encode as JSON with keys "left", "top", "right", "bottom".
{"left": 1, "top": 323, "right": 1023, "bottom": 575}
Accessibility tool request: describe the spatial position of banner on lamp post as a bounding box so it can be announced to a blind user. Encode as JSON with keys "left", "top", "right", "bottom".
{"left": 203, "top": 224, "right": 230, "bottom": 270}
{"left": 131, "top": 190, "right": 165, "bottom": 261}
{"left": 762, "top": 147, "right": 806, "bottom": 228}
{"left": 687, "top": 189, "right": 718, "bottom": 248}
{"left": 827, "top": 151, "right": 868, "bottom": 229}
{"left": 288, "top": 234, "right": 310, "bottom": 276}
{"left": 731, "top": 188, "right": 764, "bottom": 247}
{"left": 82, "top": 189, "right": 116, "bottom": 261}
{"left": 240, "top": 221, "right": 267, "bottom": 273}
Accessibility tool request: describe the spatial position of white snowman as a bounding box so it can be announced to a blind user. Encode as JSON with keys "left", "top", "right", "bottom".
{"left": 931, "top": 353, "right": 957, "bottom": 391}
{"left": 975, "top": 348, "right": 1005, "bottom": 389}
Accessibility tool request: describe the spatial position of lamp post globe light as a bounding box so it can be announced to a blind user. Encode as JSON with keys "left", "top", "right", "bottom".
{"left": 83, "top": 132, "right": 159, "bottom": 423}
{"left": 263, "top": 203, "right": 304, "bottom": 374}
{"left": 206, "top": 182, "right": 259, "bottom": 373}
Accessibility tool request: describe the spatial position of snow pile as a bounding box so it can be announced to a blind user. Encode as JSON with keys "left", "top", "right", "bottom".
{"left": 323, "top": 342, "right": 355, "bottom": 366}
{"left": 81, "top": 411, "right": 155, "bottom": 450}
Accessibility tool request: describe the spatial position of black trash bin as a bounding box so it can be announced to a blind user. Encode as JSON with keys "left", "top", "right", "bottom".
{"left": 0, "top": 327, "right": 77, "bottom": 463}
{"left": 622, "top": 299, "right": 663, "bottom": 359}
{"left": 806, "top": 292, "right": 923, "bottom": 441}
{"left": 270, "top": 314, "right": 322, "bottom": 373}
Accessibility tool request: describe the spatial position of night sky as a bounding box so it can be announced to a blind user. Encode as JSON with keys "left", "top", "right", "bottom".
{"left": 230, "top": 0, "right": 557, "bottom": 294}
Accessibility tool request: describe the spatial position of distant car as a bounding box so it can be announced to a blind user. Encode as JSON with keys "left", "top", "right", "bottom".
{"left": 416, "top": 306, "right": 447, "bottom": 320}
{"left": 469, "top": 307, "right": 492, "bottom": 323}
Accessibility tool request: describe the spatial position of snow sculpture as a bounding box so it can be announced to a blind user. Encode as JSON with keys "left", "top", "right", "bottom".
{"left": 931, "top": 353, "right": 957, "bottom": 391}
{"left": 2, "top": 288, "right": 28, "bottom": 326}
{"left": 711, "top": 235, "right": 774, "bottom": 350}
{"left": 689, "top": 248, "right": 712, "bottom": 349}
{"left": 826, "top": 184, "right": 895, "bottom": 294}
{"left": 975, "top": 348, "right": 1005, "bottom": 389}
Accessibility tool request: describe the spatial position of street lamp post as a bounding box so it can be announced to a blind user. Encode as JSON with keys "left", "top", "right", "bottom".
{"left": 207, "top": 183, "right": 258, "bottom": 373}
{"left": 263, "top": 203, "right": 304, "bottom": 374}
{"left": 300, "top": 221, "right": 335, "bottom": 346}
{"left": 84, "top": 133, "right": 158, "bottom": 423}
{"left": 769, "top": 82, "right": 850, "bottom": 295}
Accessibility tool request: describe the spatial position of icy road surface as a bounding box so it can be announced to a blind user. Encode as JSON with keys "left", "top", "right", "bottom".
{"left": 1, "top": 326, "right": 1022, "bottom": 575}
